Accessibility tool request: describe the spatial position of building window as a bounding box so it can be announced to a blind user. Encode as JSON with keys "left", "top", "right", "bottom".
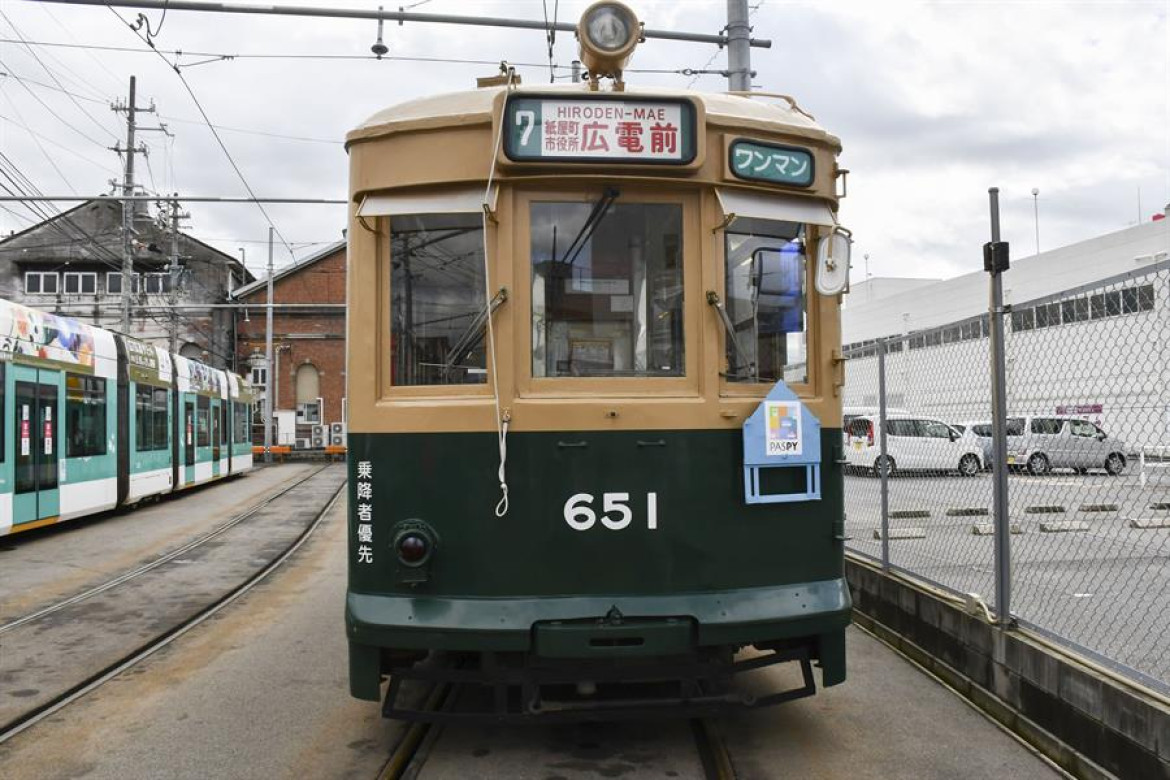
{"left": 135, "top": 384, "right": 169, "bottom": 452}
{"left": 1011, "top": 308, "right": 1035, "bottom": 332}
{"left": 142, "top": 273, "right": 171, "bottom": 294}
{"left": 25, "top": 271, "right": 59, "bottom": 294}
{"left": 66, "top": 373, "right": 107, "bottom": 457}
{"left": 250, "top": 366, "right": 268, "bottom": 389}
{"left": 63, "top": 272, "right": 98, "bottom": 295}
{"left": 295, "top": 363, "right": 320, "bottom": 422}
{"left": 107, "top": 272, "right": 131, "bottom": 294}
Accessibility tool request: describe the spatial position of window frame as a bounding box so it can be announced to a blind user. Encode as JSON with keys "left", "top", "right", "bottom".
{"left": 24, "top": 271, "right": 59, "bottom": 295}
{"left": 515, "top": 187, "right": 702, "bottom": 399}
{"left": 63, "top": 271, "right": 98, "bottom": 295}
{"left": 65, "top": 372, "right": 107, "bottom": 458}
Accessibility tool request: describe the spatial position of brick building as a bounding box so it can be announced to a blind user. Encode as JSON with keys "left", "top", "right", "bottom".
{"left": 232, "top": 241, "right": 346, "bottom": 445}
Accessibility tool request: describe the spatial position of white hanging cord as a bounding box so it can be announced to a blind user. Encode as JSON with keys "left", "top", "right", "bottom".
{"left": 482, "top": 64, "right": 517, "bottom": 517}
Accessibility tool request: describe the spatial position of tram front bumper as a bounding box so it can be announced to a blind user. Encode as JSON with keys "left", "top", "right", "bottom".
{"left": 346, "top": 578, "right": 851, "bottom": 700}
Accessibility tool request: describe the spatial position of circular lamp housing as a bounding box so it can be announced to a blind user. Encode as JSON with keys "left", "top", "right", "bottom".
{"left": 577, "top": 1, "right": 641, "bottom": 78}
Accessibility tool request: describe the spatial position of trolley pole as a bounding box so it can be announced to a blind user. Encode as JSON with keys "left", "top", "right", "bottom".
{"left": 985, "top": 188, "right": 1012, "bottom": 625}
{"left": 264, "top": 227, "right": 274, "bottom": 463}
{"left": 726, "top": 0, "right": 752, "bottom": 91}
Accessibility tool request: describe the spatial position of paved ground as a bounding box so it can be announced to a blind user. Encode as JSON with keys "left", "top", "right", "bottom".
{"left": 2, "top": 492, "right": 1060, "bottom": 780}
{"left": 0, "top": 463, "right": 318, "bottom": 623}
{"left": 844, "top": 467, "right": 1170, "bottom": 686}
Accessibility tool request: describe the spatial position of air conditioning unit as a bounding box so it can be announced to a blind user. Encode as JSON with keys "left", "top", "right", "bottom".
{"left": 330, "top": 422, "right": 345, "bottom": 436}
{"left": 312, "top": 424, "right": 326, "bottom": 439}
{"left": 295, "top": 438, "right": 310, "bottom": 450}
{"left": 312, "top": 435, "right": 326, "bottom": 448}
{"left": 330, "top": 433, "right": 345, "bottom": 446}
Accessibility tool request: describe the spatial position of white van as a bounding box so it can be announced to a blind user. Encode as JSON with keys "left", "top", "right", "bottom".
{"left": 845, "top": 415, "right": 984, "bottom": 476}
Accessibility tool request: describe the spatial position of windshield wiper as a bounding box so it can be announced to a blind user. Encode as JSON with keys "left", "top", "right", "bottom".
{"left": 559, "top": 187, "right": 620, "bottom": 267}
{"left": 706, "top": 290, "right": 756, "bottom": 379}
{"left": 443, "top": 287, "right": 508, "bottom": 375}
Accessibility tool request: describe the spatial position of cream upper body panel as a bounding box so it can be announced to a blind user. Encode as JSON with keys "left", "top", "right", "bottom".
{"left": 346, "top": 84, "right": 846, "bottom": 435}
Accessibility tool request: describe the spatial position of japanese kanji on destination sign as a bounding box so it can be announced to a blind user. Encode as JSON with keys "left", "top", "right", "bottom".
{"left": 504, "top": 96, "right": 697, "bottom": 164}
{"left": 729, "top": 139, "right": 814, "bottom": 187}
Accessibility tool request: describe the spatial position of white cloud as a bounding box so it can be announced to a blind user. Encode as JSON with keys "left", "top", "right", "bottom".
{"left": 1, "top": 0, "right": 1166, "bottom": 281}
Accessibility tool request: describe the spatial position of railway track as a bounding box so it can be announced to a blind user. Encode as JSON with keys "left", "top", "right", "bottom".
{"left": 0, "top": 466, "right": 346, "bottom": 743}
{"left": 0, "top": 465, "right": 330, "bottom": 636}
{"left": 376, "top": 686, "right": 738, "bottom": 780}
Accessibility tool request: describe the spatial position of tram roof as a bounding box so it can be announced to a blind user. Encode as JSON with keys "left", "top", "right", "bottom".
{"left": 347, "top": 85, "right": 840, "bottom": 149}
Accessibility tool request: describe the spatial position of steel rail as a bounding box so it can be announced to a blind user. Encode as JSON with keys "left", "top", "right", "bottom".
{"left": 31, "top": 0, "right": 772, "bottom": 49}
{"left": 0, "top": 473, "right": 346, "bottom": 744}
{"left": 0, "top": 465, "right": 328, "bottom": 636}
{"left": 692, "top": 718, "right": 738, "bottom": 780}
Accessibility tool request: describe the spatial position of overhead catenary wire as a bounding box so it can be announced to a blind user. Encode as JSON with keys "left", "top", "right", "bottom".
{"left": 105, "top": 6, "right": 297, "bottom": 262}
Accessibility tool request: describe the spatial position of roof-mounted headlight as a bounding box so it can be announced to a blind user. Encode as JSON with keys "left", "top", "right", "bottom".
{"left": 577, "top": 1, "right": 641, "bottom": 89}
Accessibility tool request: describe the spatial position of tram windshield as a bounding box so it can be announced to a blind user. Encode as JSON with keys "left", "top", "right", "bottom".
{"left": 389, "top": 213, "right": 487, "bottom": 386}
{"left": 724, "top": 218, "right": 808, "bottom": 384}
{"left": 530, "top": 199, "right": 684, "bottom": 378}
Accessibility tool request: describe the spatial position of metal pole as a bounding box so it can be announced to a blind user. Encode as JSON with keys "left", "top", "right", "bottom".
{"left": 571, "top": 60, "right": 582, "bottom": 83}
{"left": 40, "top": 0, "right": 773, "bottom": 48}
{"left": 263, "top": 227, "right": 274, "bottom": 463}
{"left": 1031, "top": 187, "right": 1040, "bottom": 256}
{"left": 726, "top": 0, "right": 752, "bottom": 92}
{"left": 877, "top": 338, "right": 890, "bottom": 569}
{"left": 0, "top": 195, "right": 347, "bottom": 203}
{"left": 169, "top": 200, "right": 179, "bottom": 353}
{"left": 120, "top": 76, "right": 137, "bottom": 334}
{"left": 987, "top": 187, "right": 1012, "bottom": 625}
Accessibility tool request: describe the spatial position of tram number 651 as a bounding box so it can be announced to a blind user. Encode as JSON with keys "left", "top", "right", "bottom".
{"left": 563, "top": 492, "right": 658, "bottom": 531}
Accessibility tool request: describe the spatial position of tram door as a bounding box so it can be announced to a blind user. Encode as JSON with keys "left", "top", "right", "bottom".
{"left": 210, "top": 400, "right": 221, "bottom": 477}
{"left": 183, "top": 400, "right": 195, "bottom": 484}
{"left": 12, "top": 367, "right": 60, "bottom": 526}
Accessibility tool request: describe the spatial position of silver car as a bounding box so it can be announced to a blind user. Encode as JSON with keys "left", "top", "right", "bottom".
{"left": 1004, "top": 416, "right": 1128, "bottom": 476}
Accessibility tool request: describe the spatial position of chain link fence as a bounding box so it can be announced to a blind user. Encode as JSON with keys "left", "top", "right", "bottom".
{"left": 843, "top": 259, "right": 1170, "bottom": 692}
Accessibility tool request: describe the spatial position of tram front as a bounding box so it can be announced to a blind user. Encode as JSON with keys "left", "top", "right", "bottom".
{"left": 345, "top": 2, "right": 854, "bottom": 718}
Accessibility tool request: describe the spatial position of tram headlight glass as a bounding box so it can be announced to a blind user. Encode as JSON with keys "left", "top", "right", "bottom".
{"left": 577, "top": 1, "right": 640, "bottom": 76}
{"left": 584, "top": 3, "right": 634, "bottom": 52}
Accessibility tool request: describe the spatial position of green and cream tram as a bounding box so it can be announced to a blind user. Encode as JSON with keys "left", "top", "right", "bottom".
{"left": 345, "top": 2, "right": 854, "bottom": 719}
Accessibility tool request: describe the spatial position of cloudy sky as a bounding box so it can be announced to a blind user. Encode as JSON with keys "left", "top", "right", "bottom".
{"left": 1, "top": 0, "right": 1166, "bottom": 283}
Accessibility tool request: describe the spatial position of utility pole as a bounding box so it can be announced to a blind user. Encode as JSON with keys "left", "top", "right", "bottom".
{"left": 726, "top": 0, "right": 752, "bottom": 92}
{"left": 168, "top": 197, "right": 188, "bottom": 354}
{"left": 264, "top": 227, "right": 274, "bottom": 463}
{"left": 111, "top": 76, "right": 156, "bottom": 334}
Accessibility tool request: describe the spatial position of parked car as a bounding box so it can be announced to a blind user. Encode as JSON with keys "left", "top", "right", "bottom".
{"left": 958, "top": 420, "right": 995, "bottom": 469}
{"left": 1004, "top": 416, "right": 1128, "bottom": 476}
{"left": 844, "top": 415, "right": 984, "bottom": 476}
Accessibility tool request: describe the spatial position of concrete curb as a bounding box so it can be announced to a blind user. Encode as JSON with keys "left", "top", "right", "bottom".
{"left": 1039, "top": 520, "right": 1090, "bottom": 533}
{"left": 873, "top": 527, "right": 927, "bottom": 540}
{"left": 1129, "top": 517, "right": 1170, "bottom": 529}
{"left": 972, "top": 522, "right": 1024, "bottom": 535}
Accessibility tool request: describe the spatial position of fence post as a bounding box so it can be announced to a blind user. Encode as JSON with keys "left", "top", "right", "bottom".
{"left": 985, "top": 188, "right": 1013, "bottom": 625}
{"left": 878, "top": 337, "right": 890, "bottom": 570}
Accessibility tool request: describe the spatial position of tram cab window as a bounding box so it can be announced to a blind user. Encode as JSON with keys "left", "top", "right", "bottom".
{"left": 530, "top": 200, "right": 684, "bottom": 378}
{"left": 724, "top": 218, "right": 808, "bottom": 384}
{"left": 389, "top": 213, "right": 487, "bottom": 386}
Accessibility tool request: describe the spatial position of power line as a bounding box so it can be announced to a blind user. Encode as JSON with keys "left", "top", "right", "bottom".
{"left": 0, "top": 10, "right": 120, "bottom": 141}
{"left": 106, "top": 7, "right": 297, "bottom": 261}
{"left": 0, "top": 58, "right": 112, "bottom": 148}
{"left": 0, "top": 112, "right": 123, "bottom": 175}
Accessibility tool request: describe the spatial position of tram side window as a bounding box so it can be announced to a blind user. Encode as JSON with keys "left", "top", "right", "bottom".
{"left": 531, "top": 201, "right": 684, "bottom": 378}
{"left": 724, "top": 219, "right": 808, "bottom": 384}
{"left": 66, "top": 373, "right": 107, "bottom": 457}
{"left": 389, "top": 213, "right": 486, "bottom": 386}
{"left": 135, "top": 385, "right": 169, "bottom": 451}
{"left": 233, "top": 401, "right": 250, "bottom": 444}
{"left": 197, "top": 396, "right": 211, "bottom": 446}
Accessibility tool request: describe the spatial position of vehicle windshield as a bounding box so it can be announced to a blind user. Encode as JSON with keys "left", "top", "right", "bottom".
{"left": 530, "top": 198, "right": 684, "bottom": 378}
{"left": 724, "top": 218, "right": 807, "bottom": 383}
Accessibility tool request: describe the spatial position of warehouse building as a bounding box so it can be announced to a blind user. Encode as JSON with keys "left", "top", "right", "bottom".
{"left": 841, "top": 207, "right": 1169, "bottom": 450}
